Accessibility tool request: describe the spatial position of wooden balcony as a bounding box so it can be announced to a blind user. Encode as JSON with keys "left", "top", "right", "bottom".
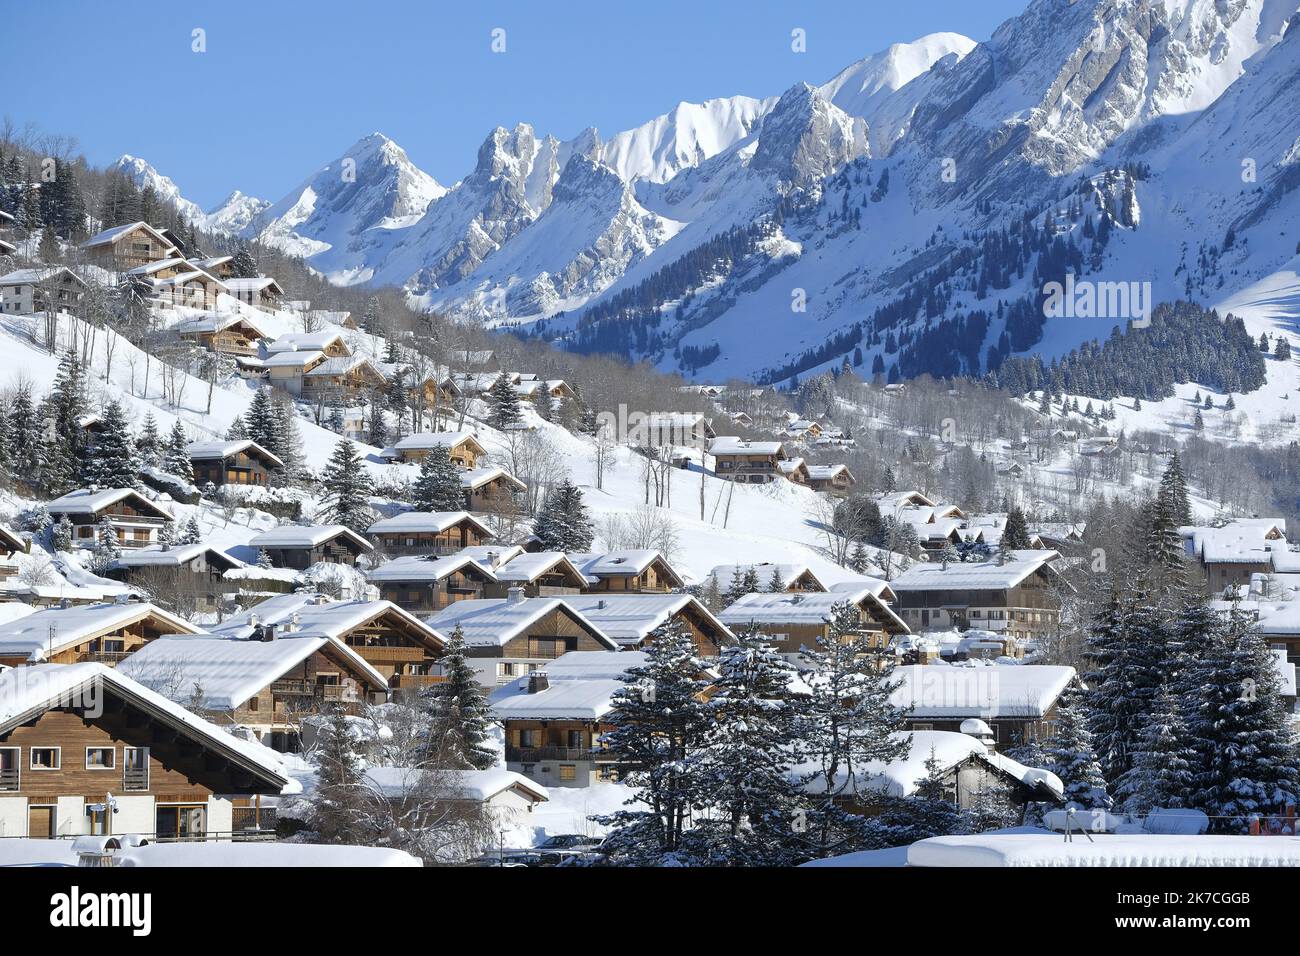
{"left": 393, "top": 674, "right": 447, "bottom": 690}
{"left": 270, "top": 679, "right": 358, "bottom": 703}
{"left": 0, "top": 768, "right": 18, "bottom": 791}
{"left": 351, "top": 644, "right": 426, "bottom": 664}
{"left": 75, "top": 650, "right": 131, "bottom": 666}
{"left": 123, "top": 767, "right": 149, "bottom": 791}
{"left": 506, "top": 746, "right": 615, "bottom": 763}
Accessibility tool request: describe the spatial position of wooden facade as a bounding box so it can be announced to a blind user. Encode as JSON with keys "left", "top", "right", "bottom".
{"left": 376, "top": 564, "right": 495, "bottom": 616}
{"left": 368, "top": 515, "right": 491, "bottom": 557}
{"left": 81, "top": 223, "right": 179, "bottom": 272}
{"left": 256, "top": 533, "right": 371, "bottom": 571}
{"left": 190, "top": 445, "right": 281, "bottom": 488}
{"left": 51, "top": 491, "right": 172, "bottom": 550}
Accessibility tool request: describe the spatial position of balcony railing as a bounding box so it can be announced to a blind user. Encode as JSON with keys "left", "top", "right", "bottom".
{"left": 506, "top": 746, "right": 616, "bottom": 763}
{"left": 0, "top": 768, "right": 18, "bottom": 791}
{"left": 77, "top": 650, "right": 131, "bottom": 666}
{"left": 123, "top": 767, "right": 149, "bottom": 791}
{"left": 270, "top": 679, "right": 357, "bottom": 703}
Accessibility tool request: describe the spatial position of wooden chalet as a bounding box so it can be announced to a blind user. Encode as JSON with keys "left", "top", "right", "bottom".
{"left": 708, "top": 437, "right": 790, "bottom": 484}
{"left": 488, "top": 552, "right": 589, "bottom": 598}
{"left": 0, "top": 266, "right": 88, "bottom": 316}
{"left": 719, "top": 584, "right": 908, "bottom": 657}
{"left": 175, "top": 313, "right": 269, "bottom": 357}
{"left": 461, "top": 467, "right": 526, "bottom": 513}
{"left": 187, "top": 439, "right": 283, "bottom": 488}
{"left": 107, "top": 544, "right": 245, "bottom": 611}
{"left": 426, "top": 592, "right": 621, "bottom": 688}
{"left": 46, "top": 488, "right": 173, "bottom": 550}
{"left": 79, "top": 221, "right": 179, "bottom": 272}
{"left": 366, "top": 510, "right": 493, "bottom": 557}
{"left": 0, "top": 601, "right": 202, "bottom": 668}
{"left": 890, "top": 550, "right": 1068, "bottom": 640}
{"left": 0, "top": 663, "right": 291, "bottom": 838}
{"left": 570, "top": 550, "right": 685, "bottom": 593}
{"left": 0, "top": 525, "right": 26, "bottom": 581}
{"left": 383, "top": 431, "right": 486, "bottom": 467}
{"left": 224, "top": 276, "right": 285, "bottom": 312}
{"left": 557, "top": 594, "right": 734, "bottom": 657}
{"left": 369, "top": 553, "right": 499, "bottom": 615}
{"left": 248, "top": 524, "right": 374, "bottom": 571}
{"left": 807, "top": 463, "right": 856, "bottom": 496}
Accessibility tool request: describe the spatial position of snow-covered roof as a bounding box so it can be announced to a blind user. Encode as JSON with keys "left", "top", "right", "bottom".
{"left": 265, "top": 330, "right": 346, "bottom": 353}
{"left": 80, "top": 221, "right": 176, "bottom": 251}
{"left": 889, "top": 664, "right": 1077, "bottom": 718}
{"left": 390, "top": 431, "right": 483, "bottom": 453}
{"left": 460, "top": 466, "right": 526, "bottom": 492}
{"left": 186, "top": 438, "right": 283, "bottom": 467}
{"left": 46, "top": 487, "right": 172, "bottom": 519}
{"left": 806, "top": 464, "right": 852, "bottom": 481}
{"left": 793, "top": 730, "right": 1062, "bottom": 800}
{"left": 0, "top": 266, "right": 87, "bottom": 287}
{"left": 362, "top": 766, "right": 549, "bottom": 803}
{"left": 0, "top": 663, "right": 291, "bottom": 791}
{"left": 0, "top": 601, "right": 200, "bottom": 662}
{"left": 366, "top": 553, "right": 497, "bottom": 584}
{"left": 262, "top": 349, "right": 325, "bottom": 369}
{"left": 719, "top": 587, "right": 907, "bottom": 633}
{"left": 173, "top": 312, "right": 269, "bottom": 337}
{"left": 249, "top": 524, "right": 373, "bottom": 552}
{"left": 224, "top": 276, "right": 283, "bottom": 294}
{"left": 494, "top": 551, "right": 586, "bottom": 584}
{"left": 907, "top": 833, "right": 1300, "bottom": 868}
{"left": 707, "top": 562, "right": 824, "bottom": 590}
{"left": 305, "top": 355, "right": 382, "bottom": 378}
{"left": 489, "top": 650, "right": 649, "bottom": 720}
{"left": 117, "top": 630, "right": 388, "bottom": 711}
{"left": 569, "top": 550, "right": 683, "bottom": 586}
{"left": 366, "top": 510, "right": 490, "bottom": 536}
{"left": 709, "top": 437, "right": 786, "bottom": 456}
{"left": 889, "top": 551, "right": 1061, "bottom": 591}
{"left": 425, "top": 597, "right": 619, "bottom": 650}
{"left": 555, "top": 593, "right": 733, "bottom": 646}
{"left": 110, "top": 542, "right": 245, "bottom": 571}
{"left": 210, "top": 594, "right": 443, "bottom": 649}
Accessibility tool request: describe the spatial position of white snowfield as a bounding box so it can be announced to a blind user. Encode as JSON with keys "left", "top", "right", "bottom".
{"left": 907, "top": 833, "right": 1300, "bottom": 867}
{"left": 0, "top": 838, "right": 420, "bottom": 867}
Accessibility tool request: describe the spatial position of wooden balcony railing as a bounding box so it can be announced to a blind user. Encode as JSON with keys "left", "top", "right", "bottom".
{"left": 0, "top": 768, "right": 19, "bottom": 791}
{"left": 123, "top": 767, "right": 149, "bottom": 791}
{"left": 506, "top": 746, "right": 616, "bottom": 763}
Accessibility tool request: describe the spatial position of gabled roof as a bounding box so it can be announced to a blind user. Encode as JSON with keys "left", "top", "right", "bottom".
{"left": 719, "top": 588, "right": 907, "bottom": 633}
{"left": 495, "top": 551, "right": 587, "bottom": 585}
{"left": 390, "top": 430, "right": 485, "bottom": 454}
{"left": 46, "top": 487, "right": 172, "bottom": 520}
{"left": 111, "top": 542, "right": 245, "bottom": 572}
{"left": 0, "top": 525, "right": 25, "bottom": 555}
{"left": 173, "top": 312, "right": 269, "bottom": 338}
{"left": 707, "top": 562, "right": 826, "bottom": 591}
{"left": 366, "top": 552, "right": 498, "bottom": 584}
{"left": 362, "top": 766, "right": 549, "bottom": 803}
{"left": 262, "top": 349, "right": 325, "bottom": 369}
{"left": 248, "top": 524, "right": 373, "bottom": 552}
{"left": 79, "top": 221, "right": 177, "bottom": 252}
{"left": 888, "top": 664, "right": 1077, "bottom": 718}
{"left": 305, "top": 355, "right": 385, "bottom": 379}
{"left": 555, "top": 593, "right": 734, "bottom": 647}
{"left": 224, "top": 276, "right": 284, "bottom": 295}
{"left": 425, "top": 597, "right": 619, "bottom": 650}
{"left": 488, "top": 650, "right": 649, "bottom": 720}
{"left": 889, "top": 550, "right": 1062, "bottom": 592}
{"left": 367, "top": 510, "right": 492, "bottom": 537}
{"left": 0, "top": 266, "right": 89, "bottom": 288}
{"left": 461, "top": 467, "right": 526, "bottom": 492}
{"left": 119, "top": 628, "right": 390, "bottom": 711}
{"left": 569, "top": 550, "right": 685, "bottom": 587}
{"left": 0, "top": 601, "right": 201, "bottom": 662}
{"left": 709, "top": 437, "right": 787, "bottom": 457}
{"left": 124, "top": 256, "right": 190, "bottom": 277}
{"left": 806, "top": 463, "right": 854, "bottom": 482}
{"left": 265, "top": 330, "right": 347, "bottom": 353}
{"left": 0, "top": 663, "right": 291, "bottom": 791}
{"left": 186, "top": 438, "right": 283, "bottom": 468}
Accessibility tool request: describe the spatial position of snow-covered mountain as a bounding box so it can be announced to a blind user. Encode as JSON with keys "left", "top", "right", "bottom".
{"left": 124, "top": 0, "right": 1300, "bottom": 385}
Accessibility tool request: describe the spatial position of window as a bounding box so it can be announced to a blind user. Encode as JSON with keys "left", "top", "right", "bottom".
{"left": 30, "top": 747, "right": 59, "bottom": 770}
{"left": 123, "top": 747, "right": 149, "bottom": 790}
{"left": 247, "top": 697, "right": 259, "bottom": 712}
{"left": 559, "top": 765, "right": 577, "bottom": 782}
{"left": 86, "top": 805, "right": 110, "bottom": 836}
{"left": 913, "top": 722, "right": 934, "bottom": 731}
{"left": 566, "top": 730, "right": 582, "bottom": 748}
{"left": 86, "top": 747, "right": 115, "bottom": 770}
{"left": 519, "top": 730, "right": 537, "bottom": 748}
{"left": 0, "top": 748, "right": 18, "bottom": 790}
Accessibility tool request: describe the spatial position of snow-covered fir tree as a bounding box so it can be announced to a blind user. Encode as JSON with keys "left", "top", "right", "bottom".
{"left": 532, "top": 479, "right": 593, "bottom": 551}
{"left": 82, "top": 399, "right": 137, "bottom": 489}
{"left": 1045, "top": 688, "right": 1112, "bottom": 809}
{"left": 411, "top": 445, "right": 465, "bottom": 513}
{"left": 486, "top": 374, "right": 522, "bottom": 430}
{"left": 595, "top": 625, "right": 716, "bottom": 865}
{"left": 417, "top": 625, "right": 496, "bottom": 771}
{"left": 1001, "top": 506, "right": 1032, "bottom": 550}
{"left": 320, "top": 438, "right": 374, "bottom": 532}
{"left": 89, "top": 517, "right": 121, "bottom": 575}
{"left": 1113, "top": 685, "right": 1196, "bottom": 816}
{"left": 162, "top": 420, "right": 194, "bottom": 484}
{"left": 766, "top": 566, "right": 786, "bottom": 592}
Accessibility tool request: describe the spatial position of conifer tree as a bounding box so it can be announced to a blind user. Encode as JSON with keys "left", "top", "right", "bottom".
{"left": 1186, "top": 607, "right": 1300, "bottom": 830}
{"left": 1046, "top": 689, "right": 1111, "bottom": 809}
{"left": 7, "top": 385, "right": 41, "bottom": 484}
{"left": 411, "top": 445, "right": 464, "bottom": 513}
{"left": 82, "top": 399, "right": 137, "bottom": 489}
{"left": 308, "top": 705, "right": 366, "bottom": 844}
{"left": 320, "top": 439, "right": 374, "bottom": 532}
{"left": 486, "top": 374, "right": 522, "bottom": 430}
{"left": 163, "top": 420, "right": 194, "bottom": 483}
{"left": 90, "top": 517, "right": 121, "bottom": 575}
{"left": 767, "top": 566, "right": 786, "bottom": 592}
{"left": 136, "top": 412, "right": 162, "bottom": 467}
{"left": 418, "top": 626, "right": 496, "bottom": 771}
{"left": 532, "top": 479, "right": 593, "bottom": 551}
{"left": 724, "top": 566, "right": 747, "bottom": 605}
{"left": 51, "top": 516, "right": 73, "bottom": 552}
{"left": 595, "top": 626, "right": 716, "bottom": 865}
{"left": 1113, "top": 686, "right": 1196, "bottom": 816}
{"left": 1001, "top": 506, "right": 1032, "bottom": 550}
{"left": 180, "top": 515, "right": 202, "bottom": 545}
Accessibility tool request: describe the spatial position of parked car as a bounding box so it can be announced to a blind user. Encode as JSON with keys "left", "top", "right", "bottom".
{"left": 537, "top": 834, "right": 603, "bottom": 850}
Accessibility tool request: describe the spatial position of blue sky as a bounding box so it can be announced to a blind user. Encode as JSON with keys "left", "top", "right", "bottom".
{"left": 6, "top": 1, "right": 1028, "bottom": 209}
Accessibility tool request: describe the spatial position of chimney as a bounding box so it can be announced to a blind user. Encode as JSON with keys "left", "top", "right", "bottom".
{"left": 507, "top": 587, "right": 526, "bottom": 604}
{"left": 597, "top": 599, "right": 606, "bottom": 610}
{"left": 527, "top": 671, "right": 549, "bottom": 694}
{"left": 256, "top": 623, "right": 275, "bottom": 642}
{"left": 487, "top": 550, "right": 499, "bottom": 567}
